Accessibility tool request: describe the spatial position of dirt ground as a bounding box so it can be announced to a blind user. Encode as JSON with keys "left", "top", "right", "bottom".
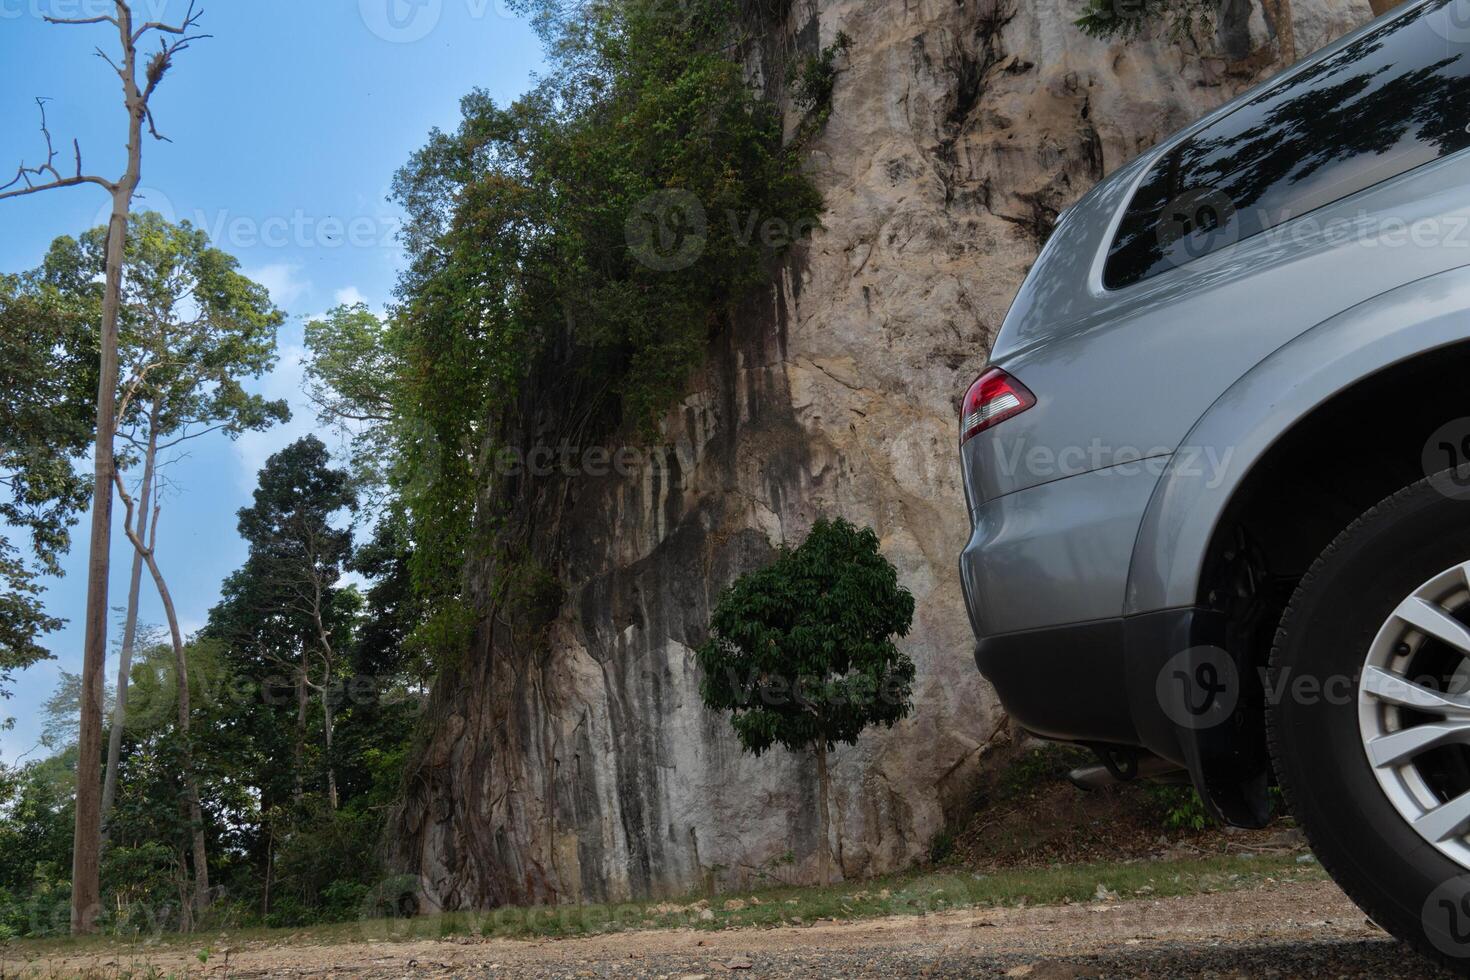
{"left": 7, "top": 878, "right": 1452, "bottom": 979}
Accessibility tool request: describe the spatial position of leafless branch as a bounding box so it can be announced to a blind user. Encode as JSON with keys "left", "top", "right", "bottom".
{"left": 132, "top": 0, "right": 202, "bottom": 43}
{"left": 42, "top": 13, "right": 118, "bottom": 27}
{"left": 0, "top": 99, "right": 114, "bottom": 200}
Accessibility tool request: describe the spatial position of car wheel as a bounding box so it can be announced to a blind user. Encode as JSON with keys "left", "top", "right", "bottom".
{"left": 1270, "top": 468, "right": 1470, "bottom": 970}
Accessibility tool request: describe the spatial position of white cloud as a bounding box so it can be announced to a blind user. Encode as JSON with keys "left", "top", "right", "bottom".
{"left": 334, "top": 286, "right": 367, "bottom": 307}
{"left": 245, "top": 263, "right": 311, "bottom": 309}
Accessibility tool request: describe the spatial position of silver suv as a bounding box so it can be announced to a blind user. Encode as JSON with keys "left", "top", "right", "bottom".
{"left": 959, "top": 0, "right": 1470, "bottom": 964}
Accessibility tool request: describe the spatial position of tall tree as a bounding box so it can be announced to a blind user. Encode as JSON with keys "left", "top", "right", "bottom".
{"left": 88, "top": 213, "right": 288, "bottom": 819}
{"left": 696, "top": 518, "right": 916, "bottom": 886}
{"left": 235, "top": 437, "right": 358, "bottom": 811}
{"left": 303, "top": 303, "right": 399, "bottom": 500}
{"left": 0, "top": 0, "right": 208, "bottom": 935}
{"left": 67, "top": 211, "right": 287, "bottom": 915}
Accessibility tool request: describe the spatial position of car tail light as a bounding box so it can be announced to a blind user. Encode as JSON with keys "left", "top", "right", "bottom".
{"left": 960, "top": 367, "right": 1035, "bottom": 444}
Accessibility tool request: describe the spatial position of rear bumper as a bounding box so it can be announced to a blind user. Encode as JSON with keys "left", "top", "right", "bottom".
{"left": 973, "top": 608, "right": 1272, "bottom": 828}
{"left": 959, "top": 463, "right": 1270, "bottom": 827}
{"left": 973, "top": 618, "right": 1135, "bottom": 745}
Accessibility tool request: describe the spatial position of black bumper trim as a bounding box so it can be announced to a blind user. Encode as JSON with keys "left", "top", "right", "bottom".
{"left": 974, "top": 607, "right": 1272, "bottom": 828}
{"left": 973, "top": 618, "right": 1136, "bottom": 746}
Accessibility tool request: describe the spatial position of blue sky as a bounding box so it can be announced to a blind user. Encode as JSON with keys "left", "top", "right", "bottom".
{"left": 0, "top": 0, "right": 546, "bottom": 760}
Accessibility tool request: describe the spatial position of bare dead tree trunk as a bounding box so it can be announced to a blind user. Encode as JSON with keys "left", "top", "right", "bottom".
{"left": 814, "top": 741, "right": 832, "bottom": 887}
{"left": 114, "top": 472, "right": 210, "bottom": 918}
{"left": 69, "top": 130, "right": 139, "bottom": 941}
{"left": 0, "top": 1, "right": 208, "bottom": 936}
{"left": 101, "top": 398, "right": 159, "bottom": 838}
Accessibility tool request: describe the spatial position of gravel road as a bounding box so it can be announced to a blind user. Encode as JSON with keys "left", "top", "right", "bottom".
{"left": 9, "top": 879, "right": 1455, "bottom": 978}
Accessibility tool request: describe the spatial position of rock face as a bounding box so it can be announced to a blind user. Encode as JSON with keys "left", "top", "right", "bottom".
{"left": 389, "top": 0, "right": 1373, "bottom": 909}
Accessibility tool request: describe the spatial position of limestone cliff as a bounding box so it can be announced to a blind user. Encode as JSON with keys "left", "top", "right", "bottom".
{"left": 389, "top": 0, "right": 1374, "bottom": 909}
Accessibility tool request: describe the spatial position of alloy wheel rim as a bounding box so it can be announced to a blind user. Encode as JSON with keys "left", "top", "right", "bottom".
{"left": 1358, "top": 560, "right": 1470, "bottom": 870}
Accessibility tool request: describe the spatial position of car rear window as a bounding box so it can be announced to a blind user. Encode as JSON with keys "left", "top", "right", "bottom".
{"left": 1104, "top": 0, "right": 1470, "bottom": 290}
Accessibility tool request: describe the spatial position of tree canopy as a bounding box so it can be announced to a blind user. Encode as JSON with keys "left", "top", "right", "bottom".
{"left": 0, "top": 253, "right": 99, "bottom": 684}
{"left": 305, "top": 0, "right": 824, "bottom": 674}
{"left": 696, "top": 518, "right": 917, "bottom": 756}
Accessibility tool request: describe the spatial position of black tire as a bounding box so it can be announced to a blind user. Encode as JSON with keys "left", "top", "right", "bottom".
{"left": 1270, "top": 470, "right": 1470, "bottom": 974}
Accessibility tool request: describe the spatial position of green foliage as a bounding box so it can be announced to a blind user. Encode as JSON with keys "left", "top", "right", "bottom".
{"left": 0, "top": 210, "right": 286, "bottom": 701}
{"left": 1075, "top": 0, "right": 1216, "bottom": 39}
{"left": 235, "top": 436, "right": 357, "bottom": 596}
{"left": 305, "top": 0, "right": 825, "bottom": 676}
{"left": 696, "top": 518, "right": 916, "bottom": 756}
{"left": 497, "top": 554, "right": 565, "bottom": 644}
{"left": 0, "top": 258, "right": 98, "bottom": 682}
{"left": 1146, "top": 784, "right": 1215, "bottom": 832}
{"left": 94, "top": 211, "right": 290, "bottom": 444}
{"left": 269, "top": 800, "right": 385, "bottom": 924}
{"left": 102, "top": 842, "right": 176, "bottom": 935}
{"left": 792, "top": 31, "right": 852, "bottom": 115}
{"left": 39, "top": 669, "right": 114, "bottom": 751}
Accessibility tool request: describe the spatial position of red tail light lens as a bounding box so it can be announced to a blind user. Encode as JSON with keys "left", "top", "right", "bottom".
{"left": 960, "top": 367, "right": 1035, "bottom": 444}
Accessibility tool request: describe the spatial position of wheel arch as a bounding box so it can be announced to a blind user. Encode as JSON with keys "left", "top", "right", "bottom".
{"left": 1121, "top": 266, "right": 1470, "bottom": 826}
{"left": 1126, "top": 264, "right": 1470, "bottom": 619}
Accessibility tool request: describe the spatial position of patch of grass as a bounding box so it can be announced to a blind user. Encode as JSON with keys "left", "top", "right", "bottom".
{"left": 0, "top": 853, "right": 1325, "bottom": 960}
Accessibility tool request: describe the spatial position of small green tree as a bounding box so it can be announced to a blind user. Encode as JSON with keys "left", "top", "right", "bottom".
{"left": 696, "top": 518, "right": 916, "bottom": 885}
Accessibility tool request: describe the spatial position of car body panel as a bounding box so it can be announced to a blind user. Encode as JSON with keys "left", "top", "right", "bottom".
{"left": 959, "top": 459, "right": 1166, "bottom": 636}
{"left": 1126, "top": 262, "right": 1470, "bottom": 613}
{"left": 965, "top": 140, "right": 1470, "bottom": 511}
